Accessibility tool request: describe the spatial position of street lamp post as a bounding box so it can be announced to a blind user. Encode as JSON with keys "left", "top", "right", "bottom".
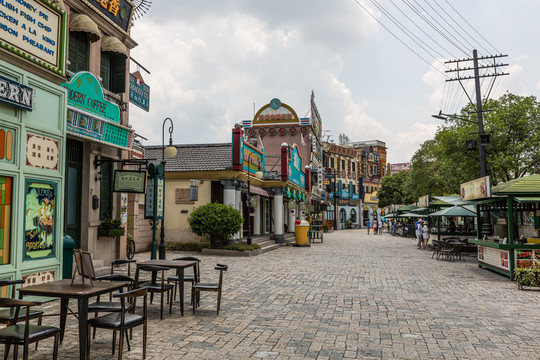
{"left": 246, "top": 153, "right": 263, "bottom": 245}
{"left": 159, "top": 117, "right": 178, "bottom": 260}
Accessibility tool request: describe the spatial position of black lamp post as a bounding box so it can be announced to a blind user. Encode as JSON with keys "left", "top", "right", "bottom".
{"left": 246, "top": 153, "right": 263, "bottom": 245}
{"left": 159, "top": 117, "right": 177, "bottom": 259}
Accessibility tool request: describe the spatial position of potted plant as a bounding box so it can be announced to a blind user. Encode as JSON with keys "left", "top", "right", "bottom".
{"left": 98, "top": 217, "right": 125, "bottom": 237}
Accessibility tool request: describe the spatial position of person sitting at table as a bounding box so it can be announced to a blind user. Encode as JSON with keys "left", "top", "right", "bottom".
{"left": 449, "top": 218, "right": 456, "bottom": 233}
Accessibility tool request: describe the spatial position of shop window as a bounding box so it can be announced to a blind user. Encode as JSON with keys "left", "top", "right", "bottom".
{"left": 99, "top": 160, "right": 114, "bottom": 220}
{"left": 68, "top": 31, "right": 89, "bottom": 73}
{"left": 0, "top": 176, "right": 12, "bottom": 265}
{"left": 100, "top": 52, "right": 126, "bottom": 93}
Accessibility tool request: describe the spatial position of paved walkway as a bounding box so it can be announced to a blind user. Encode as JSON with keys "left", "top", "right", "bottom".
{"left": 25, "top": 230, "right": 540, "bottom": 359}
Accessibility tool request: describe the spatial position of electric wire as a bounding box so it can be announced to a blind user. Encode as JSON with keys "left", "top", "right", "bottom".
{"left": 402, "top": 0, "right": 469, "bottom": 55}
{"left": 351, "top": 0, "right": 446, "bottom": 75}
{"left": 443, "top": 0, "right": 501, "bottom": 54}
{"left": 369, "top": 0, "right": 449, "bottom": 66}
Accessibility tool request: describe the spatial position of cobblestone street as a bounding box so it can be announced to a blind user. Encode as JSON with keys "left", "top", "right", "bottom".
{"left": 25, "top": 230, "right": 540, "bottom": 359}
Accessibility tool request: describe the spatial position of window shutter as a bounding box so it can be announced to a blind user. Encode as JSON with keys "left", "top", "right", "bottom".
{"left": 68, "top": 32, "right": 88, "bottom": 73}
{"left": 100, "top": 52, "right": 111, "bottom": 90}
{"left": 111, "top": 55, "right": 126, "bottom": 93}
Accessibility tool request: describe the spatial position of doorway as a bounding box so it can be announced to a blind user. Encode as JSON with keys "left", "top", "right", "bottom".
{"left": 64, "top": 138, "right": 83, "bottom": 248}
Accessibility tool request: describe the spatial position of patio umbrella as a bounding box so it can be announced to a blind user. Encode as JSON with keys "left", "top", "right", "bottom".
{"left": 429, "top": 205, "right": 476, "bottom": 217}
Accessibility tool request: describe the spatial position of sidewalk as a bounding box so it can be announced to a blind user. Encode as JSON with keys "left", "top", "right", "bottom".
{"left": 25, "top": 230, "right": 540, "bottom": 359}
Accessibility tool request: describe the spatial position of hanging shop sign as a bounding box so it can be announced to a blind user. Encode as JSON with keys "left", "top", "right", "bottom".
{"left": 113, "top": 170, "right": 147, "bottom": 193}
{"left": 287, "top": 145, "right": 305, "bottom": 189}
{"left": 84, "top": 0, "right": 134, "bottom": 33}
{"left": 24, "top": 180, "right": 56, "bottom": 260}
{"left": 63, "top": 72, "right": 134, "bottom": 151}
{"left": 145, "top": 163, "right": 164, "bottom": 219}
{"left": 0, "top": 0, "right": 67, "bottom": 75}
{"left": 460, "top": 176, "right": 491, "bottom": 201}
{"left": 0, "top": 75, "right": 33, "bottom": 111}
{"left": 129, "top": 72, "right": 150, "bottom": 112}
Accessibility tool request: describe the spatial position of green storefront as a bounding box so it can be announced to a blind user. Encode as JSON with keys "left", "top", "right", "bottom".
{"left": 0, "top": 0, "right": 68, "bottom": 287}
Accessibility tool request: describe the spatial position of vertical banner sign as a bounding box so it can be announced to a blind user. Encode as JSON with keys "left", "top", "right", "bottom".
{"left": 317, "top": 164, "right": 323, "bottom": 192}
{"left": 155, "top": 176, "right": 164, "bottom": 219}
{"left": 24, "top": 181, "right": 56, "bottom": 259}
{"left": 120, "top": 193, "right": 128, "bottom": 225}
{"left": 145, "top": 177, "right": 154, "bottom": 218}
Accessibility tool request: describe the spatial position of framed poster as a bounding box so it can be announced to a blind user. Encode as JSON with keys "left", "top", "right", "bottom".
{"left": 24, "top": 180, "right": 57, "bottom": 260}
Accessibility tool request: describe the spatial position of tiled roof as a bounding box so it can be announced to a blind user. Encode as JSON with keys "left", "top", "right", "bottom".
{"left": 144, "top": 143, "right": 232, "bottom": 172}
{"left": 491, "top": 174, "right": 540, "bottom": 195}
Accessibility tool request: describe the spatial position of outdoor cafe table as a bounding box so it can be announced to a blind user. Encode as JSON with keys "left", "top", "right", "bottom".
{"left": 17, "top": 279, "right": 125, "bottom": 360}
{"left": 136, "top": 259, "right": 198, "bottom": 316}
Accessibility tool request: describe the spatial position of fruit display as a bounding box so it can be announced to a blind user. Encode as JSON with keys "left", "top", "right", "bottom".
{"left": 516, "top": 251, "right": 532, "bottom": 259}
{"left": 517, "top": 259, "right": 533, "bottom": 268}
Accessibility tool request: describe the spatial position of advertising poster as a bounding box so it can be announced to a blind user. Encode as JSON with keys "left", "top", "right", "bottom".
{"left": 24, "top": 181, "right": 56, "bottom": 259}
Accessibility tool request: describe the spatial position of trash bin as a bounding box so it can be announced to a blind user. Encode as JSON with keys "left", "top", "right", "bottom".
{"left": 62, "top": 234, "right": 76, "bottom": 279}
{"left": 294, "top": 220, "right": 310, "bottom": 247}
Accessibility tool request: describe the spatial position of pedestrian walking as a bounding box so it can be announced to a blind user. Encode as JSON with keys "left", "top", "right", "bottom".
{"left": 373, "top": 220, "right": 377, "bottom": 235}
{"left": 378, "top": 220, "right": 383, "bottom": 235}
{"left": 416, "top": 219, "right": 424, "bottom": 249}
{"left": 422, "top": 222, "right": 430, "bottom": 249}
{"left": 366, "top": 219, "right": 370, "bottom": 235}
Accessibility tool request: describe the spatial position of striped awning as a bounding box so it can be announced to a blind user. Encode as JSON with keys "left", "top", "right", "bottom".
{"left": 101, "top": 36, "right": 128, "bottom": 57}
{"left": 69, "top": 14, "right": 101, "bottom": 42}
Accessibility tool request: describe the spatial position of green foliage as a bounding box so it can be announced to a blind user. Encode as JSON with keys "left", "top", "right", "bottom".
{"left": 514, "top": 265, "right": 540, "bottom": 287}
{"left": 220, "top": 243, "right": 261, "bottom": 251}
{"left": 187, "top": 202, "right": 243, "bottom": 248}
{"left": 98, "top": 217, "right": 124, "bottom": 236}
{"left": 166, "top": 241, "right": 210, "bottom": 252}
{"left": 378, "top": 170, "right": 416, "bottom": 208}
{"left": 409, "top": 92, "right": 540, "bottom": 197}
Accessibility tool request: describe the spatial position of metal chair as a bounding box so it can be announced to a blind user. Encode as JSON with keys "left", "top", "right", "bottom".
{"left": 111, "top": 259, "right": 137, "bottom": 277}
{"left": 0, "top": 298, "right": 61, "bottom": 360}
{"left": 167, "top": 257, "right": 200, "bottom": 304}
{"left": 0, "top": 280, "right": 43, "bottom": 327}
{"left": 88, "top": 274, "right": 137, "bottom": 341}
{"left": 135, "top": 265, "right": 174, "bottom": 320}
{"left": 192, "top": 264, "right": 228, "bottom": 315}
{"left": 87, "top": 288, "right": 148, "bottom": 360}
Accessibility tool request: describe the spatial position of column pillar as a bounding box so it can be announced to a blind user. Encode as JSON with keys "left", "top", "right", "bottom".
{"left": 221, "top": 179, "right": 239, "bottom": 244}
{"left": 253, "top": 195, "right": 261, "bottom": 236}
{"left": 273, "top": 188, "right": 285, "bottom": 243}
{"left": 235, "top": 183, "right": 243, "bottom": 242}
{"left": 288, "top": 202, "right": 296, "bottom": 233}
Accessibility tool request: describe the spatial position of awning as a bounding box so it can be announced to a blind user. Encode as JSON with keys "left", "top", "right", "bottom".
{"left": 514, "top": 197, "right": 540, "bottom": 204}
{"left": 101, "top": 36, "right": 128, "bottom": 57}
{"left": 249, "top": 185, "right": 269, "bottom": 197}
{"left": 429, "top": 206, "right": 476, "bottom": 217}
{"left": 69, "top": 14, "right": 101, "bottom": 42}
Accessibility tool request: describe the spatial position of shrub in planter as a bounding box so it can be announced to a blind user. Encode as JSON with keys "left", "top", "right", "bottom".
{"left": 187, "top": 203, "right": 243, "bottom": 248}
{"left": 98, "top": 217, "right": 124, "bottom": 237}
{"left": 514, "top": 264, "right": 540, "bottom": 289}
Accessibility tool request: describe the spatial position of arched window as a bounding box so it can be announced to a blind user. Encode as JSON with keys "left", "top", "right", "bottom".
{"left": 350, "top": 208, "right": 357, "bottom": 223}
{"left": 339, "top": 208, "right": 347, "bottom": 224}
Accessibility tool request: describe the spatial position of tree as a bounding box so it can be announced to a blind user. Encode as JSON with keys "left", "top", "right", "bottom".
{"left": 409, "top": 92, "right": 540, "bottom": 196}
{"left": 187, "top": 203, "right": 243, "bottom": 248}
{"left": 377, "top": 170, "right": 415, "bottom": 208}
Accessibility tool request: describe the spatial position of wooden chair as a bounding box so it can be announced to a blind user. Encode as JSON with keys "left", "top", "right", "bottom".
{"left": 135, "top": 265, "right": 174, "bottom": 320}
{"left": 87, "top": 288, "right": 148, "bottom": 360}
{"left": 192, "top": 264, "right": 228, "bottom": 315}
{"left": 0, "top": 298, "right": 61, "bottom": 360}
{"left": 167, "top": 257, "right": 200, "bottom": 304}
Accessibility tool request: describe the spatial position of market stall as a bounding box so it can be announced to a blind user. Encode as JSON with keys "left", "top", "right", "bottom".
{"left": 467, "top": 175, "right": 540, "bottom": 278}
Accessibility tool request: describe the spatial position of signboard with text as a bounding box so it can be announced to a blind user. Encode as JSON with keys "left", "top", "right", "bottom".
{"left": 0, "top": 0, "right": 67, "bottom": 75}
{"left": 287, "top": 145, "right": 305, "bottom": 188}
{"left": 0, "top": 75, "right": 33, "bottom": 111}
{"left": 461, "top": 176, "right": 491, "bottom": 201}
{"left": 113, "top": 170, "right": 146, "bottom": 193}
{"left": 85, "top": 0, "right": 134, "bottom": 33}
{"left": 129, "top": 73, "right": 150, "bottom": 112}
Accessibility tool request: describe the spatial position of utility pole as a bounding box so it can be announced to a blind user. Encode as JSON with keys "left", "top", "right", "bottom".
{"left": 445, "top": 50, "right": 508, "bottom": 236}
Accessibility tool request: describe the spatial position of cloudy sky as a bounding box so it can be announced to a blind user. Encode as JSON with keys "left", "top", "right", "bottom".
{"left": 128, "top": 0, "right": 540, "bottom": 164}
